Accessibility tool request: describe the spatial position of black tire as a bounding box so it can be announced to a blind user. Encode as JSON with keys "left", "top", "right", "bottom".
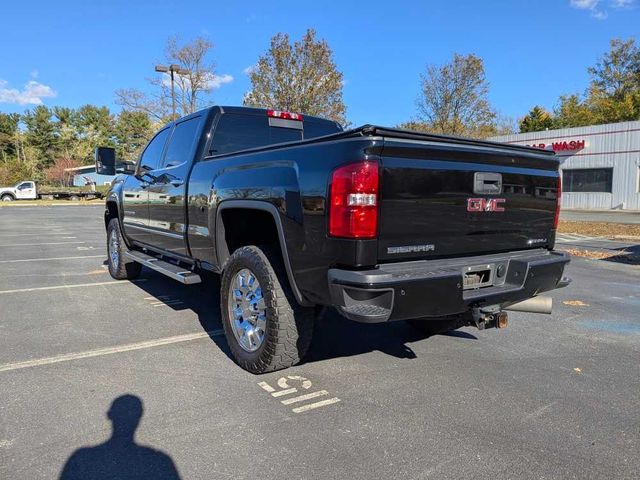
{"left": 106, "top": 218, "right": 142, "bottom": 280}
{"left": 1, "top": 194, "right": 14, "bottom": 202}
{"left": 220, "top": 245, "right": 314, "bottom": 374}
{"left": 407, "top": 316, "right": 463, "bottom": 336}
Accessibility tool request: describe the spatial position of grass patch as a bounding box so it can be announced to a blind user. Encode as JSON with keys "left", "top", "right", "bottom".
{"left": 563, "top": 247, "right": 640, "bottom": 265}
{"left": 558, "top": 220, "right": 640, "bottom": 238}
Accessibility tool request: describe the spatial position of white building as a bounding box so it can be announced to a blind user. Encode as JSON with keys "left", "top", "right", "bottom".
{"left": 491, "top": 120, "right": 640, "bottom": 210}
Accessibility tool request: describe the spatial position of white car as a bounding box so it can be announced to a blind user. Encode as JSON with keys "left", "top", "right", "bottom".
{"left": 0, "top": 181, "right": 38, "bottom": 201}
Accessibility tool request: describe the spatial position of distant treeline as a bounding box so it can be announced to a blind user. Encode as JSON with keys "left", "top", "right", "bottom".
{"left": 0, "top": 107, "right": 157, "bottom": 185}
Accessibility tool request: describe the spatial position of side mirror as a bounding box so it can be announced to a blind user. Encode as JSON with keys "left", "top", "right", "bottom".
{"left": 95, "top": 147, "right": 116, "bottom": 176}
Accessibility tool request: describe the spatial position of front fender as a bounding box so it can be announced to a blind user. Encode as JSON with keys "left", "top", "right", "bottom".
{"left": 104, "top": 175, "right": 132, "bottom": 247}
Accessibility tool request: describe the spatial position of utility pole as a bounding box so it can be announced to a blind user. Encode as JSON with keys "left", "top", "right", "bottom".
{"left": 155, "top": 64, "right": 189, "bottom": 120}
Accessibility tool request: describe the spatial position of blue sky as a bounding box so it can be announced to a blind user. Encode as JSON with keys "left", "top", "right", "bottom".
{"left": 0, "top": 0, "right": 638, "bottom": 126}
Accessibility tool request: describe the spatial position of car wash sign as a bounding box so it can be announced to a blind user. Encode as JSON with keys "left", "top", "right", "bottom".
{"left": 526, "top": 139, "right": 587, "bottom": 154}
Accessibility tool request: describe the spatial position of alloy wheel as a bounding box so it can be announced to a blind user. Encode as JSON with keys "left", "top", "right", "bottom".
{"left": 228, "top": 268, "right": 267, "bottom": 352}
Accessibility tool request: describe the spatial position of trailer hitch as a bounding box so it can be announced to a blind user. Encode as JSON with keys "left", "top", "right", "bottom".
{"left": 471, "top": 306, "right": 508, "bottom": 330}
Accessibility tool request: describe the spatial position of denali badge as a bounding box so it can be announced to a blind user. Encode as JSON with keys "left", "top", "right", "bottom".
{"left": 387, "top": 244, "right": 435, "bottom": 254}
{"left": 467, "top": 198, "right": 505, "bottom": 212}
{"left": 527, "top": 238, "right": 547, "bottom": 245}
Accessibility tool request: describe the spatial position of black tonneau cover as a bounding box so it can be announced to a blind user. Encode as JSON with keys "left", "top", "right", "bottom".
{"left": 204, "top": 121, "right": 556, "bottom": 163}
{"left": 357, "top": 125, "right": 556, "bottom": 156}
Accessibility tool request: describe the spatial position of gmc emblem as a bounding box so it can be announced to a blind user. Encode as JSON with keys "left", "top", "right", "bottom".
{"left": 467, "top": 198, "right": 505, "bottom": 212}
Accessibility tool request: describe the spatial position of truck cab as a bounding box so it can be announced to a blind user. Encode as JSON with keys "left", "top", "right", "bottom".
{"left": 0, "top": 181, "right": 37, "bottom": 201}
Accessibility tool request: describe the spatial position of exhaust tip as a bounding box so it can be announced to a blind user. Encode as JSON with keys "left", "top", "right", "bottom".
{"left": 505, "top": 296, "right": 553, "bottom": 315}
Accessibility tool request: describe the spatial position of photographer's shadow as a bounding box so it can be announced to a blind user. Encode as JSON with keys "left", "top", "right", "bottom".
{"left": 59, "top": 394, "right": 180, "bottom": 480}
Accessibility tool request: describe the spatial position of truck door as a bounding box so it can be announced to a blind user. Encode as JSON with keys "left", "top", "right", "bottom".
{"left": 16, "top": 181, "right": 36, "bottom": 199}
{"left": 146, "top": 114, "right": 204, "bottom": 256}
{"left": 122, "top": 127, "right": 171, "bottom": 244}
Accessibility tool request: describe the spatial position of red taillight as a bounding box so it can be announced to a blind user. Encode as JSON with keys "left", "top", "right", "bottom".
{"left": 267, "top": 109, "right": 303, "bottom": 121}
{"left": 329, "top": 162, "right": 379, "bottom": 238}
{"left": 553, "top": 175, "right": 562, "bottom": 229}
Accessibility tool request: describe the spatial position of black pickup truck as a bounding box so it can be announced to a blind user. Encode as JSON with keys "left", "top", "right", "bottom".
{"left": 97, "top": 106, "right": 570, "bottom": 373}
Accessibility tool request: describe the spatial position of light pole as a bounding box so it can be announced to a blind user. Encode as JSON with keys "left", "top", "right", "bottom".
{"left": 155, "top": 64, "right": 189, "bottom": 120}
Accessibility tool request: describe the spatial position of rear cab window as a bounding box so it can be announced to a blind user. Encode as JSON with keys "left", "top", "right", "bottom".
{"left": 210, "top": 112, "right": 341, "bottom": 156}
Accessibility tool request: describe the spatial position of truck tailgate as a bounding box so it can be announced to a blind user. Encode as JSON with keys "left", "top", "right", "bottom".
{"left": 378, "top": 137, "right": 559, "bottom": 262}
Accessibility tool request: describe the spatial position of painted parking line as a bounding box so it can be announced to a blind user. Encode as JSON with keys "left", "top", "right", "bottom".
{"left": 0, "top": 255, "right": 105, "bottom": 264}
{"left": 0, "top": 241, "right": 85, "bottom": 247}
{"left": 556, "top": 234, "right": 596, "bottom": 243}
{"left": 0, "top": 329, "right": 224, "bottom": 373}
{"left": 0, "top": 279, "right": 145, "bottom": 295}
{"left": 152, "top": 301, "right": 183, "bottom": 307}
{"left": 0, "top": 232, "right": 75, "bottom": 237}
{"left": 144, "top": 295, "right": 185, "bottom": 308}
{"left": 87, "top": 269, "right": 108, "bottom": 275}
{"left": 272, "top": 388, "right": 298, "bottom": 397}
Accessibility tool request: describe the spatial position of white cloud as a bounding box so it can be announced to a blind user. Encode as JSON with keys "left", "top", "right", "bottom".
{"left": 569, "top": 0, "right": 609, "bottom": 18}
{"left": 570, "top": 0, "right": 634, "bottom": 18}
{"left": 611, "top": 0, "right": 635, "bottom": 8}
{"left": 570, "top": 0, "right": 599, "bottom": 8}
{"left": 0, "top": 78, "right": 56, "bottom": 105}
{"left": 161, "top": 72, "right": 234, "bottom": 90}
{"left": 204, "top": 73, "right": 233, "bottom": 89}
{"left": 243, "top": 64, "right": 256, "bottom": 75}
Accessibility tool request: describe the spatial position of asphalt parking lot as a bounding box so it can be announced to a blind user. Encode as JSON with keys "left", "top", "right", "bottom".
{"left": 1, "top": 205, "right": 639, "bottom": 479}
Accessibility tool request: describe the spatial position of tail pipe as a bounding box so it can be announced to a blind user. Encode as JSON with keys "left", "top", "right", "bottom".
{"left": 505, "top": 296, "right": 553, "bottom": 315}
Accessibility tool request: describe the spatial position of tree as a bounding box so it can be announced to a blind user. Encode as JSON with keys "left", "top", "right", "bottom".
{"left": 73, "top": 105, "right": 115, "bottom": 163}
{"left": 53, "top": 106, "right": 78, "bottom": 159}
{"left": 115, "top": 111, "right": 154, "bottom": 161}
{"left": 116, "top": 36, "right": 218, "bottom": 120}
{"left": 22, "top": 106, "right": 57, "bottom": 168}
{"left": 0, "top": 105, "right": 157, "bottom": 185}
{"left": 589, "top": 38, "right": 640, "bottom": 100}
{"left": 44, "top": 155, "right": 82, "bottom": 186}
{"left": 0, "top": 113, "right": 20, "bottom": 161}
{"left": 162, "top": 37, "right": 218, "bottom": 116}
{"left": 587, "top": 38, "right": 640, "bottom": 123}
{"left": 553, "top": 94, "right": 597, "bottom": 128}
{"left": 396, "top": 120, "right": 432, "bottom": 133}
{"left": 0, "top": 159, "right": 32, "bottom": 186}
{"left": 244, "top": 29, "right": 347, "bottom": 125}
{"left": 519, "top": 106, "right": 554, "bottom": 133}
{"left": 519, "top": 37, "right": 640, "bottom": 132}
{"left": 415, "top": 53, "right": 496, "bottom": 137}
{"left": 115, "top": 88, "right": 168, "bottom": 122}
{"left": 588, "top": 86, "right": 640, "bottom": 124}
